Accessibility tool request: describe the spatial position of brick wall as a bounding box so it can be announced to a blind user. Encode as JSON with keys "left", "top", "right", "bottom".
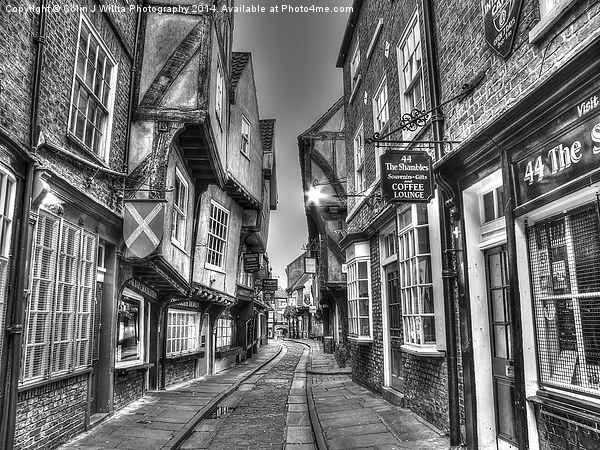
{"left": 0, "top": 0, "right": 36, "bottom": 145}
{"left": 15, "top": 375, "right": 88, "bottom": 450}
{"left": 536, "top": 406, "right": 600, "bottom": 449}
{"left": 165, "top": 359, "right": 196, "bottom": 387}
{"left": 434, "top": 0, "right": 600, "bottom": 156}
{"left": 30, "top": 2, "right": 136, "bottom": 214}
{"left": 113, "top": 370, "right": 144, "bottom": 411}
{"left": 403, "top": 353, "right": 449, "bottom": 432}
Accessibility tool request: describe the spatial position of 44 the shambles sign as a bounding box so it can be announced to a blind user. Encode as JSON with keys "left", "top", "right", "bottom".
{"left": 381, "top": 151, "right": 433, "bottom": 203}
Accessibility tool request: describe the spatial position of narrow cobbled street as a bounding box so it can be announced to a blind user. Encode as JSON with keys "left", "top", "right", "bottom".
{"left": 182, "top": 341, "right": 307, "bottom": 449}
{"left": 59, "top": 339, "right": 449, "bottom": 449}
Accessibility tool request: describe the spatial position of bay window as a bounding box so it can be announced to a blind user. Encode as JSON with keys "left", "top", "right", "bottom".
{"left": 346, "top": 241, "right": 372, "bottom": 341}
{"left": 398, "top": 205, "right": 436, "bottom": 348}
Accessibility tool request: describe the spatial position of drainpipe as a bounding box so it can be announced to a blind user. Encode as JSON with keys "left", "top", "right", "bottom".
{"left": 422, "top": 0, "right": 461, "bottom": 445}
{"left": 2, "top": 1, "right": 48, "bottom": 447}
{"left": 123, "top": 3, "right": 142, "bottom": 174}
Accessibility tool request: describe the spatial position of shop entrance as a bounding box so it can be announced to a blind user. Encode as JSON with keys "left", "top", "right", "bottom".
{"left": 385, "top": 263, "right": 403, "bottom": 391}
{"left": 485, "top": 245, "right": 517, "bottom": 445}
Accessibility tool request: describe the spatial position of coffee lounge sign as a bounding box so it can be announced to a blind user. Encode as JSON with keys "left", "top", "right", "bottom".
{"left": 482, "top": 0, "right": 523, "bottom": 58}
{"left": 514, "top": 93, "right": 600, "bottom": 206}
{"left": 381, "top": 151, "right": 433, "bottom": 203}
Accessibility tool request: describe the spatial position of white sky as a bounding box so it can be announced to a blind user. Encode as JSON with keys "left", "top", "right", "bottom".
{"left": 234, "top": 2, "right": 351, "bottom": 289}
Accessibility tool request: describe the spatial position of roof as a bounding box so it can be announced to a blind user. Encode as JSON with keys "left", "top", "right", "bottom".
{"left": 336, "top": 0, "right": 364, "bottom": 68}
{"left": 231, "top": 52, "right": 251, "bottom": 90}
{"left": 260, "top": 119, "right": 276, "bottom": 153}
{"left": 288, "top": 273, "right": 311, "bottom": 292}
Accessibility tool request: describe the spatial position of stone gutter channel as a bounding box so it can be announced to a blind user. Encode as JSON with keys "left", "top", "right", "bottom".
{"left": 169, "top": 344, "right": 288, "bottom": 449}
{"left": 170, "top": 339, "right": 332, "bottom": 449}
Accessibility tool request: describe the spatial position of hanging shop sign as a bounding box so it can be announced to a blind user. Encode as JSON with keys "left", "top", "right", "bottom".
{"left": 514, "top": 96, "right": 600, "bottom": 206}
{"left": 482, "top": 0, "right": 523, "bottom": 58}
{"left": 127, "top": 278, "right": 158, "bottom": 300}
{"left": 243, "top": 252, "right": 261, "bottom": 273}
{"left": 261, "top": 278, "right": 278, "bottom": 292}
{"left": 123, "top": 199, "right": 166, "bottom": 258}
{"left": 380, "top": 151, "right": 433, "bottom": 203}
{"left": 304, "top": 257, "right": 317, "bottom": 274}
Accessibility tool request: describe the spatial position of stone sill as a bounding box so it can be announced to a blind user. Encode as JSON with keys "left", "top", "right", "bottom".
{"left": 401, "top": 344, "right": 445, "bottom": 358}
{"left": 115, "top": 362, "right": 154, "bottom": 374}
{"left": 166, "top": 351, "right": 205, "bottom": 363}
{"left": 215, "top": 347, "right": 243, "bottom": 359}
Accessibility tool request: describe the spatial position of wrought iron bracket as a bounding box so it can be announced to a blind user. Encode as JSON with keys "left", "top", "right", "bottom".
{"left": 367, "top": 70, "right": 486, "bottom": 145}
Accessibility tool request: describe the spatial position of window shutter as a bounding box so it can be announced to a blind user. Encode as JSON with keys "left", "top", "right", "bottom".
{"left": 53, "top": 221, "right": 81, "bottom": 374}
{"left": 24, "top": 212, "right": 60, "bottom": 381}
{"left": 76, "top": 230, "right": 97, "bottom": 368}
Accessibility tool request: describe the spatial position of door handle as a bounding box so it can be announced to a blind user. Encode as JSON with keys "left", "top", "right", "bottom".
{"left": 506, "top": 359, "right": 514, "bottom": 378}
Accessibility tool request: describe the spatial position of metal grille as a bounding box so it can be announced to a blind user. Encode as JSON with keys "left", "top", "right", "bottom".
{"left": 528, "top": 203, "right": 600, "bottom": 394}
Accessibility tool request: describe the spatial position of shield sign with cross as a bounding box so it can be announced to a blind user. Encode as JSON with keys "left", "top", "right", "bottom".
{"left": 123, "top": 199, "right": 167, "bottom": 258}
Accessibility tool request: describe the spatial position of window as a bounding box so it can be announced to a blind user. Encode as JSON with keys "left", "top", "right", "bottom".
{"left": 22, "top": 211, "right": 98, "bottom": 383}
{"left": 398, "top": 14, "right": 424, "bottom": 116}
{"left": 373, "top": 77, "right": 389, "bottom": 133}
{"left": 383, "top": 230, "right": 397, "bottom": 259}
{"left": 0, "top": 170, "right": 15, "bottom": 365}
{"left": 167, "top": 310, "right": 201, "bottom": 357}
{"left": 171, "top": 169, "right": 188, "bottom": 246}
{"left": 539, "top": 0, "right": 576, "bottom": 18}
{"left": 528, "top": 204, "right": 600, "bottom": 396}
{"left": 216, "top": 317, "right": 234, "bottom": 350}
{"left": 206, "top": 201, "right": 229, "bottom": 269}
{"left": 116, "top": 295, "right": 144, "bottom": 364}
{"left": 215, "top": 61, "right": 224, "bottom": 125}
{"left": 482, "top": 186, "right": 504, "bottom": 223}
{"left": 239, "top": 269, "right": 254, "bottom": 288}
{"left": 398, "top": 205, "right": 435, "bottom": 347}
{"left": 69, "top": 16, "right": 116, "bottom": 160}
{"left": 350, "top": 40, "right": 361, "bottom": 91}
{"left": 354, "top": 123, "right": 366, "bottom": 193}
{"left": 241, "top": 115, "right": 251, "bottom": 157}
{"left": 347, "top": 241, "right": 372, "bottom": 340}
{"left": 530, "top": 0, "right": 579, "bottom": 42}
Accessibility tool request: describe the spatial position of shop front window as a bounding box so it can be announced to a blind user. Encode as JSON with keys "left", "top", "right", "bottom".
{"left": 167, "top": 310, "right": 201, "bottom": 357}
{"left": 399, "top": 205, "right": 436, "bottom": 347}
{"left": 347, "top": 258, "right": 372, "bottom": 340}
{"left": 528, "top": 204, "right": 600, "bottom": 395}
{"left": 117, "top": 296, "right": 143, "bottom": 364}
{"left": 216, "top": 317, "right": 234, "bottom": 350}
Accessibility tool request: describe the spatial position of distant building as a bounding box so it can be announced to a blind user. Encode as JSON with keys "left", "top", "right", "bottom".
{"left": 298, "top": 99, "right": 347, "bottom": 357}
{"left": 285, "top": 253, "right": 321, "bottom": 339}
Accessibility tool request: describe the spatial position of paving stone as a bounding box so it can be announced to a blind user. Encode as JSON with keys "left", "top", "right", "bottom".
{"left": 286, "top": 426, "right": 314, "bottom": 444}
